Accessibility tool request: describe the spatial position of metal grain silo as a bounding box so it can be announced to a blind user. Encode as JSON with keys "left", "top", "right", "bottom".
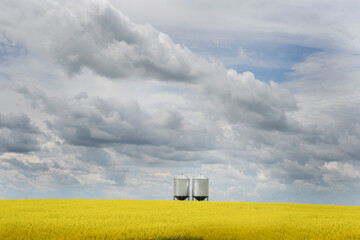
{"left": 173, "top": 174, "right": 190, "bottom": 200}
{"left": 192, "top": 174, "right": 209, "bottom": 201}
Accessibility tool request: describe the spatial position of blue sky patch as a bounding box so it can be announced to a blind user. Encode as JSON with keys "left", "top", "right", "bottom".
{"left": 160, "top": 28, "right": 321, "bottom": 83}
{"left": 0, "top": 34, "right": 27, "bottom": 63}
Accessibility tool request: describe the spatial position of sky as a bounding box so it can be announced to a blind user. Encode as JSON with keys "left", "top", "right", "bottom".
{"left": 0, "top": 0, "right": 360, "bottom": 205}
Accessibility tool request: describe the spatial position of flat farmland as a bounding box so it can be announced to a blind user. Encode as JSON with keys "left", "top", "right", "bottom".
{"left": 0, "top": 200, "right": 359, "bottom": 239}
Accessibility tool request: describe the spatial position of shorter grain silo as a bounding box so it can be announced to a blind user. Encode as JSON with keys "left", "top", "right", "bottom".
{"left": 173, "top": 174, "right": 190, "bottom": 200}
{"left": 192, "top": 174, "right": 209, "bottom": 201}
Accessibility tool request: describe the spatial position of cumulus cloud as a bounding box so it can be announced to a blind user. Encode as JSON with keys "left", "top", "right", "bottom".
{"left": 0, "top": 153, "right": 78, "bottom": 191}
{"left": 1, "top": 0, "right": 218, "bottom": 82}
{"left": 14, "top": 85, "right": 216, "bottom": 159}
{"left": 1, "top": 0, "right": 360, "bottom": 204}
{"left": 193, "top": 69, "right": 299, "bottom": 133}
{"left": 2, "top": 0, "right": 302, "bottom": 135}
{"left": 0, "top": 113, "right": 42, "bottom": 153}
{"left": 0, "top": 151, "right": 129, "bottom": 197}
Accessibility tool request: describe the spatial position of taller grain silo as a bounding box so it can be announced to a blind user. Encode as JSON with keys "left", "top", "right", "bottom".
{"left": 192, "top": 174, "right": 209, "bottom": 201}
{"left": 173, "top": 174, "right": 190, "bottom": 200}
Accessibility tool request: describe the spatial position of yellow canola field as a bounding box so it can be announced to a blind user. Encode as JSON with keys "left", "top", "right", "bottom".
{"left": 1, "top": 200, "right": 360, "bottom": 239}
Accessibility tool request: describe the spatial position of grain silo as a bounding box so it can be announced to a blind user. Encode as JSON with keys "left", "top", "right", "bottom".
{"left": 192, "top": 174, "right": 209, "bottom": 201}
{"left": 173, "top": 174, "right": 190, "bottom": 200}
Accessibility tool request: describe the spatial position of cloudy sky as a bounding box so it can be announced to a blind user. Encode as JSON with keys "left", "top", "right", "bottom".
{"left": 0, "top": 0, "right": 360, "bottom": 205}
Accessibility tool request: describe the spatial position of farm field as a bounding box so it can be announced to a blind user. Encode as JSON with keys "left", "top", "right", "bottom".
{"left": 0, "top": 200, "right": 360, "bottom": 239}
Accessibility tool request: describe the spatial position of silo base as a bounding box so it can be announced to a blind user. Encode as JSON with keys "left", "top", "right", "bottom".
{"left": 174, "top": 196, "right": 190, "bottom": 201}
{"left": 192, "top": 196, "right": 209, "bottom": 201}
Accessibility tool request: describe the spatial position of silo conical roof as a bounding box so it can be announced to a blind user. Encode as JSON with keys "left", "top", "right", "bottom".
{"left": 174, "top": 173, "right": 190, "bottom": 179}
{"left": 194, "top": 174, "right": 208, "bottom": 179}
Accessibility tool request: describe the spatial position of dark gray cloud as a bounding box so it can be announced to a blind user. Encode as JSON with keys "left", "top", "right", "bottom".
{"left": 0, "top": 153, "right": 79, "bottom": 191}
{"left": 0, "top": 151, "right": 128, "bottom": 195}
{"left": 15, "top": 85, "right": 216, "bottom": 159}
{"left": 78, "top": 147, "right": 111, "bottom": 166}
{"left": 0, "top": 113, "right": 42, "bottom": 153}
{"left": 0, "top": 112, "right": 39, "bottom": 133}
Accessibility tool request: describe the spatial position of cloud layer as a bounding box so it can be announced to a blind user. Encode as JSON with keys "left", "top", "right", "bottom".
{"left": 0, "top": 0, "right": 359, "bottom": 204}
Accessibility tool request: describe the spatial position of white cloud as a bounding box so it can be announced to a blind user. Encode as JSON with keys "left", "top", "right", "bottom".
{"left": 323, "top": 161, "right": 360, "bottom": 182}
{"left": 1, "top": 0, "right": 218, "bottom": 82}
